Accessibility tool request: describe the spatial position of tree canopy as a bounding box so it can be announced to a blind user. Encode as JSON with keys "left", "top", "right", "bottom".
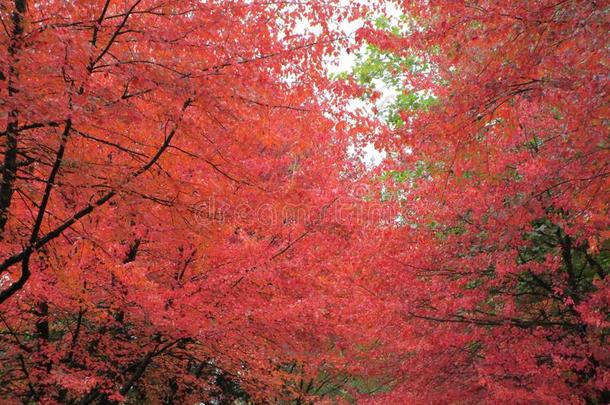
{"left": 0, "top": 0, "right": 607, "bottom": 404}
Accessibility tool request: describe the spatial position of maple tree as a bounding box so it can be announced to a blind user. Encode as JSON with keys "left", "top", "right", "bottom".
{"left": 0, "top": 0, "right": 386, "bottom": 403}
{"left": 350, "top": 1, "right": 609, "bottom": 404}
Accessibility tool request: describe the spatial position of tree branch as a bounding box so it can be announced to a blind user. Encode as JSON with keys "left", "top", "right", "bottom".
{"left": 0, "top": 99, "right": 192, "bottom": 305}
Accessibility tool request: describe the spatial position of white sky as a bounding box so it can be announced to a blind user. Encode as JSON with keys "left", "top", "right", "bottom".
{"left": 292, "top": 1, "right": 404, "bottom": 168}
{"left": 331, "top": 2, "right": 403, "bottom": 168}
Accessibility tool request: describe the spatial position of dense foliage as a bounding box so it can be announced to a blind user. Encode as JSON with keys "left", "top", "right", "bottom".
{"left": 359, "top": 1, "right": 609, "bottom": 403}
{"left": 1, "top": 0, "right": 607, "bottom": 404}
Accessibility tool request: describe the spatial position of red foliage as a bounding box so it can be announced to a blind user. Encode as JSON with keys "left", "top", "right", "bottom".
{"left": 363, "top": 1, "right": 609, "bottom": 403}
{"left": 0, "top": 0, "right": 377, "bottom": 403}
{"left": 1, "top": 0, "right": 607, "bottom": 404}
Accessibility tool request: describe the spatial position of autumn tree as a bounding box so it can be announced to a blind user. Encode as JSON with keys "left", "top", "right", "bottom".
{"left": 352, "top": 1, "right": 609, "bottom": 403}
{"left": 0, "top": 0, "right": 385, "bottom": 403}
